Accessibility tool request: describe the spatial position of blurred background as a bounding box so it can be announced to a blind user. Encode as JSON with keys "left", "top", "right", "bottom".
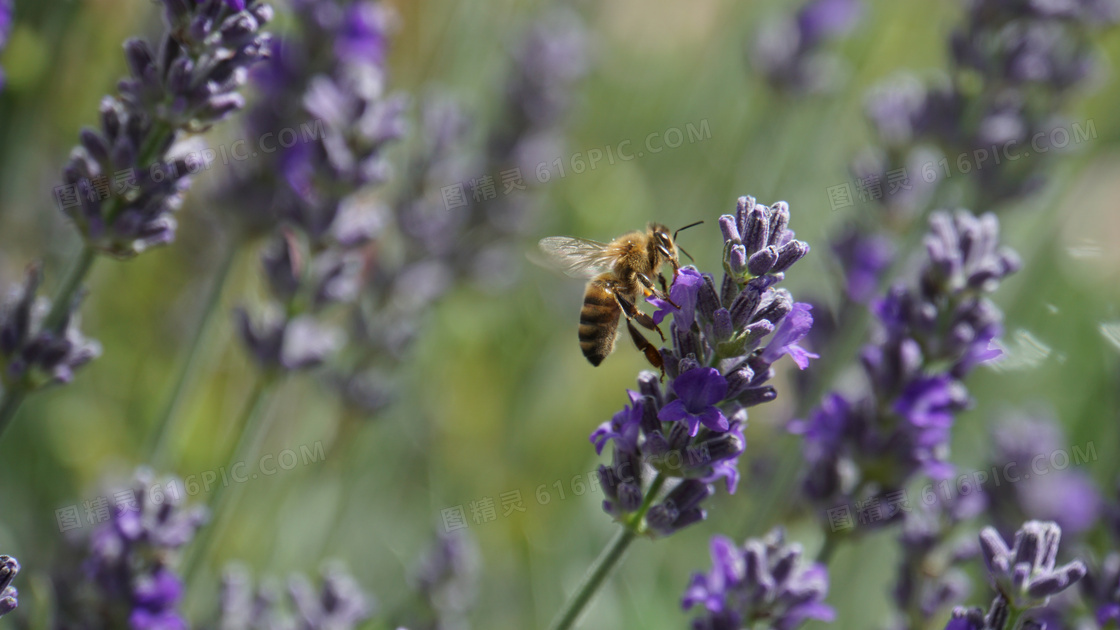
{"left": 0, "top": 0, "right": 1119, "bottom": 628}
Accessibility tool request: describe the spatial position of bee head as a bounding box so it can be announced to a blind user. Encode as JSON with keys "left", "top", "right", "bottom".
{"left": 649, "top": 221, "right": 702, "bottom": 272}
{"left": 648, "top": 223, "right": 678, "bottom": 269}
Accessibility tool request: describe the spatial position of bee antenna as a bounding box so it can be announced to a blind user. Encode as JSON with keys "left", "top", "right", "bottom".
{"left": 673, "top": 220, "right": 704, "bottom": 241}
{"left": 678, "top": 246, "right": 695, "bottom": 263}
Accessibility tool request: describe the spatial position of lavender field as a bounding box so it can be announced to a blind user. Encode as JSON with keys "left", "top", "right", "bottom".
{"left": 0, "top": 1, "right": 1119, "bottom": 629}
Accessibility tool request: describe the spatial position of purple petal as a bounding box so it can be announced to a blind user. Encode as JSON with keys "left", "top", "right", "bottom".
{"left": 697, "top": 406, "right": 729, "bottom": 433}
{"left": 658, "top": 399, "right": 689, "bottom": 424}
{"left": 760, "top": 302, "right": 817, "bottom": 367}
{"left": 589, "top": 422, "right": 612, "bottom": 455}
{"left": 703, "top": 458, "right": 741, "bottom": 494}
{"left": 650, "top": 267, "right": 704, "bottom": 328}
{"left": 709, "top": 535, "right": 743, "bottom": 586}
{"left": 671, "top": 367, "right": 729, "bottom": 409}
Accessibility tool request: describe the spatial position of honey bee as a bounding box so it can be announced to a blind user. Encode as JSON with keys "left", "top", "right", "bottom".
{"left": 538, "top": 221, "right": 702, "bottom": 371}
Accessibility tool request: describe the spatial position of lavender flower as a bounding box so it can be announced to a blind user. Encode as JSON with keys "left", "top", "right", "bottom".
{"left": 57, "top": 468, "right": 207, "bottom": 629}
{"left": 830, "top": 228, "right": 895, "bottom": 304}
{"left": 407, "top": 530, "right": 479, "bottom": 630}
{"left": 0, "top": 0, "right": 11, "bottom": 89}
{"left": 944, "top": 522, "right": 1085, "bottom": 629}
{"left": 1081, "top": 552, "right": 1120, "bottom": 628}
{"left": 986, "top": 411, "right": 1101, "bottom": 538}
{"left": 682, "top": 529, "right": 834, "bottom": 630}
{"left": 233, "top": 0, "right": 404, "bottom": 374}
{"left": 860, "top": 0, "right": 1117, "bottom": 213}
{"left": 892, "top": 491, "right": 986, "bottom": 627}
{"left": 0, "top": 555, "right": 18, "bottom": 618}
{"left": 62, "top": 0, "right": 272, "bottom": 257}
{"left": 329, "top": 8, "right": 589, "bottom": 413}
{"left": 751, "top": 0, "right": 863, "bottom": 94}
{"left": 978, "top": 521, "right": 1086, "bottom": 608}
{"left": 593, "top": 196, "right": 813, "bottom": 536}
{"left": 0, "top": 264, "right": 101, "bottom": 392}
{"left": 214, "top": 562, "right": 373, "bottom": 629}
{"left": 794, "top": 210, "right": 1019, "bottom": 527}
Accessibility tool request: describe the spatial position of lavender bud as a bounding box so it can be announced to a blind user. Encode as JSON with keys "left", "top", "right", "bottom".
{"left": 742, "top": 204, "right": 771, "bottom": 255}
{"left": 728, "top": 244, "right": 749, "bottom": 276}
{"left": 752, "top": 289, "right": 793, "bottom": 325}
{"left": 718, "top": 214, "right": 741, "bottom": 244}
{"left": 695, "top": 273, "right": 721, "bottom": 323}
{"left": 747, "top": 246, "right": 778, "bottom": 276}
{"left": 771, "top": 239, "right": 810, "bottom": 273}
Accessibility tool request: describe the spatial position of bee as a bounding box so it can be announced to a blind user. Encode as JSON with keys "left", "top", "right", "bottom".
{"left": 538, "top": 221, "right": 702, "bottom": 372}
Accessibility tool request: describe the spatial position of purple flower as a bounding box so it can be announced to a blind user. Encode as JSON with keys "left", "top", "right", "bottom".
{"left": 77, "top": 469, "right": 206, "bottom": 627}
{"left": 894, "top": 376, "right": 960, "bottom": 431}
{"left": 1100, "top": 604, "right": 1120, "bottom": 626}
{"left": 751, "top": 0, "right": 864, "bottom": 94}
{"left": 797, "top": 0, "right": 863, "bottom": 48}
{"left": 650, "top": 267, "right": 704, "bottom": 328}
{"left": 978, "top": 520, "right": 1086, "bottom": 609}
{"left": 222, "top": 0, "right": 246, "bottom": 10}
{"left": 133, "top": 569, "right": 182, "bottom": 610}
{"left": 700, "top": 416, "right": 746, "bottom": 493}
{"left": 831, "top": 229, "right": 895, "bottom": 303}
{"left": 591, "top": 195, "right": 813, "bottom": 535}
{"left": 337, "top": 2, "right": 392, "bottom": 67}
{"left": 659, "top": 367, "right": 729, "bottom": 435}
{"left": 590, "top": 391, "right": 643, "bottom": 455}
{"left": 795, "top": 210, "right": 1018, "bottom": 518}
{"left": 129, "top": 609, "right": 187, "bottom": 630}
{"left": 684, "top": 529, "right": 834, "bottom": 629}
{"left": 682, "top": 535, "right": 742, "bottom": 612}
{"left": 0, "top": 555, "right": 18, "bottom": 618}
{"left": 943, "top": 609, "right": 984, "bottom": 630}
{"left": 216, "top": 562, "right": 375, "bottom": 630}
{"left": 788, "top": 392, "right": 850, "bottom": 462}
{"left": 760, "top": 302, "right": 818, "bottom": 369}
{"left": 0, "top": 264, "right": 102, "bottom": 390}
{"left": 59, "top": 0, "right": 271, "bottom": 257}
{"left": 0, "top": 0, "right": 11, "bottom": 89}
{"left": 988, "top": 412, "right": 1102, "bottom": 536}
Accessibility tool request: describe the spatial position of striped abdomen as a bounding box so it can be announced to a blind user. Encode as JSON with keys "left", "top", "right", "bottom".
{"left": 579, "top": 276, "right": 622, "bottom": 366}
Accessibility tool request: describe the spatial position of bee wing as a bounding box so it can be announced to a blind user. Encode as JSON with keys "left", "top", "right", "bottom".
{"left": 536, "top": 236, "right": 616, "bottom": 278}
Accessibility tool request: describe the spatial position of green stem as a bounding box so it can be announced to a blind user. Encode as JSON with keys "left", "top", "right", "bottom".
{"left": 815, "top": 531, "right": 841, "bottom": 565}
{"left": 1003, "top": 605, "right": 1026, "bottom": 630}
{"left": 546, "top": 527, "right": 636, "bottom": 630}
{"left": 43, "top": 245, "right": 97, "bottom": 333}
{"left": 629, "top": 473, "right": 666, "bottom": 531}
{"left": 547, "top": 473, "right": 665, "bottom": 630}
{"left": 180, "top": 375, "right": 277, "bottom": 583}
{"left": 148, "top": 243, "right": 239, "bottom": 468}
{"left": 0, "top": 389, "right": 27, "bottom": 443}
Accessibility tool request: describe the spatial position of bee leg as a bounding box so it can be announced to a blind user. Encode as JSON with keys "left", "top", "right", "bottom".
{"left": 626, "top": 319, "right": 665, "bottom": 378}
{"left": 616, "top": 293, "right": 665, "bottom": 342}
{"left": 637, "top": 273, "right": 678, "bottom": 308}
{"left": 657, "top": 273, "right": 670, "bottom": 296}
